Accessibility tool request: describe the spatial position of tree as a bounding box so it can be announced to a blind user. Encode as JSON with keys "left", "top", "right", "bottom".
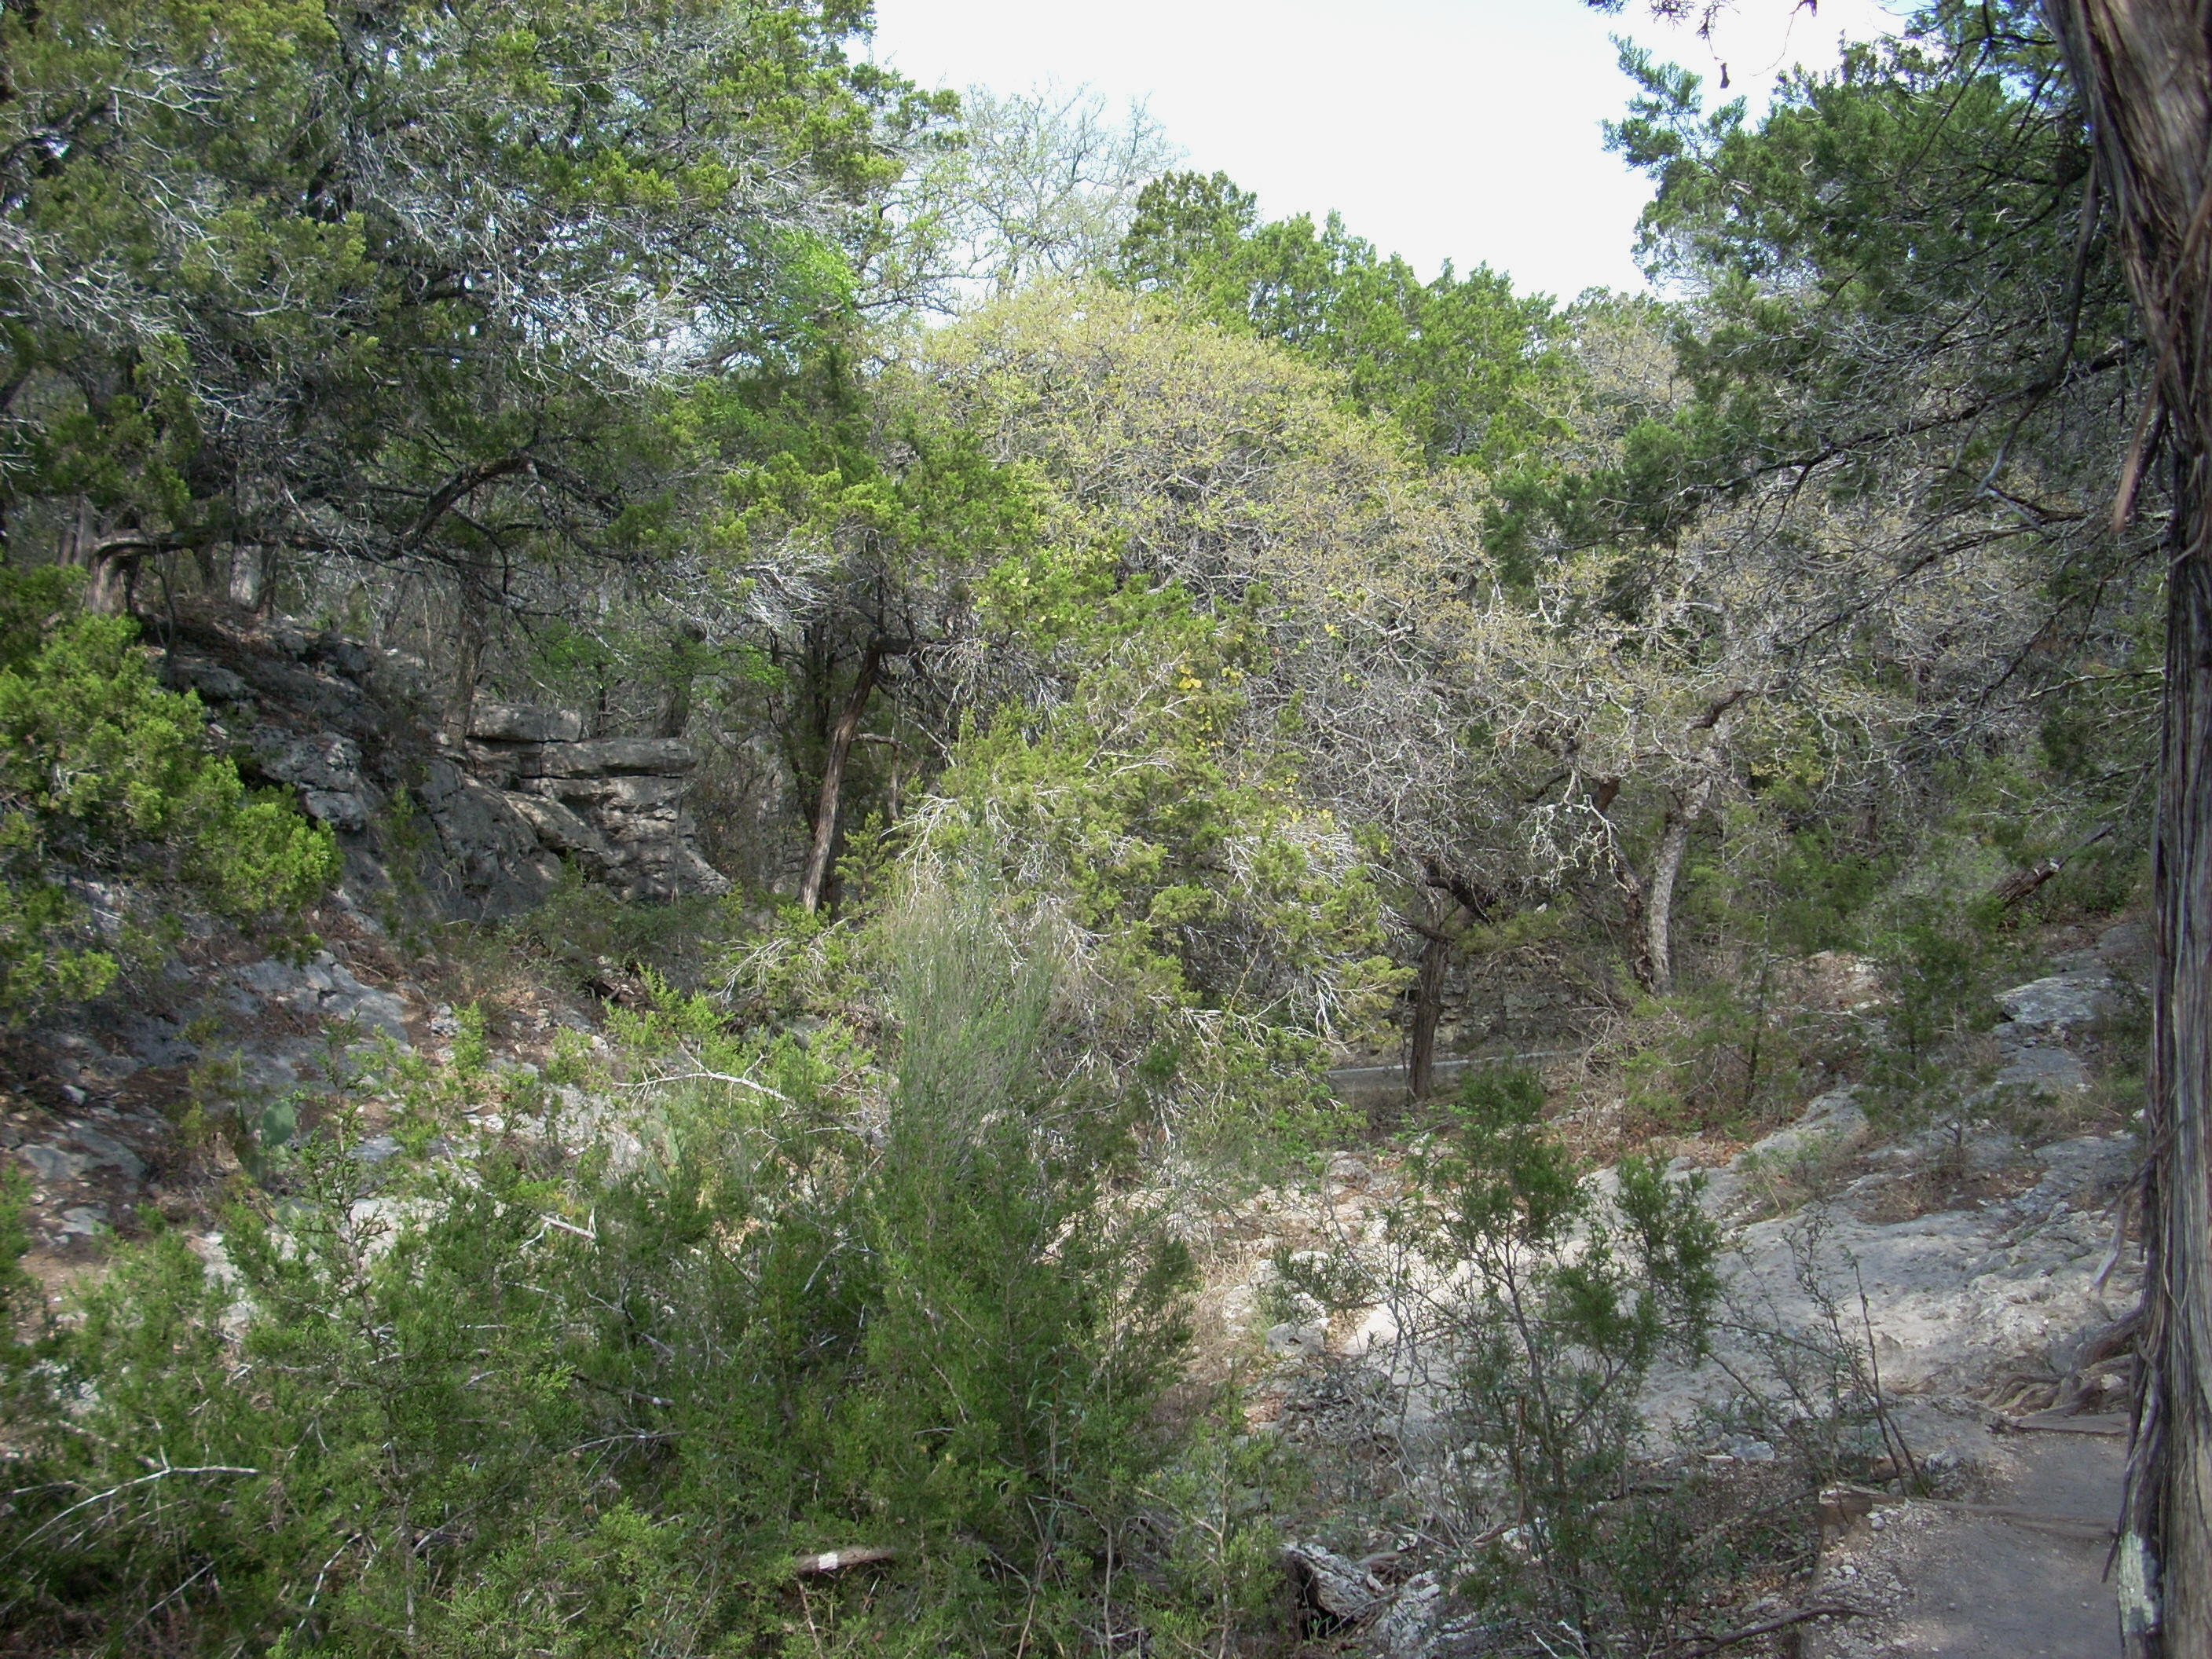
{"left": 1591, "top": 1, "right": 2198, "bottom": 1646}
{"left": 2037, "top": 6, "right": 2212, "bottom": 1649}
{"left": 1119, "top": 173, "right": 1567, "bottom": 471}
{"left": 864, "top": 82, "right": 1178, "bottom": 313}
{"left": 884, "top": 281, "right": 1479, "bottom": 1095}
{"left": 0, "top": 0, "right": 915, "bottom": 724}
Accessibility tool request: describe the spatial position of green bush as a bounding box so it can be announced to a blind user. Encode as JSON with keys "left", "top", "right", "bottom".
{"left": 0, "top": 572, "right": 336, "bottom": 1018}
{"left": 1619, "top": 969, "right": 1824, "bottom": 1137}
{"left": 496, "top": 866, "right": 734, "bottom": 994}
{"left": 0, "top": 885, "right": 1277, "bottom": 1655}
{"left": 1393, "top": 1068, "right": 1724, "bottom": 1646}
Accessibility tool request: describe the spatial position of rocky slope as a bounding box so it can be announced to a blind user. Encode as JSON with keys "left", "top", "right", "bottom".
{"left": 1172, "top": 927, "right": 2149, "bottom": 1657}
{"left": 1, "top": 646, "right": 2155, "bottom": 1657}
{"left": 4, "top": 603, "right": 729, "bottom": 1281}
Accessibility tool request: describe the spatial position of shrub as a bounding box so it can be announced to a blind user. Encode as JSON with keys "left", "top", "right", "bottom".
{"left": 0, "top": 883, "right": 1278, "bottom": 1655}
{"left": 1384, "top": 1068, "right": 1727, "bottom": 1646}
{"left": 0, "top": 573, "right": 336, "bottom": 1019}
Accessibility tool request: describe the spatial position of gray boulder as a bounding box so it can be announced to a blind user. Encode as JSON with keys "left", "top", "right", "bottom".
{"left": 19, "top": 1144, "right": 90, "bottom": 1183}
{"left": 470, "top": 701, "right": 584, "bottom": 744}
{"left": 301, "top": 788, "right": 368, "bottom": 833}
{"left": 2097, "top": 919, "right": 2151, "bottom": 969}
{"left": 1284, "top": 1542, "right": 1386, "bottom": 1620}
{"left": 255, "top": 729, "right": 364, "bottom": 793}
{"left": 1996, "top": 972, "right": 2124, "bottom": 1035}
{"left": 416, "top": 759, "right": 560, "bottom": 915}
{"left": 504, "top": 792, "right": 611, "bottom": 861}
{"left": 1994, "top": 1046, "right": 2093, "bottom": 1096}
{"left": 516, "top": 736, "right": 696, "bottom": 778}
{"left": 1737, "top": 1087, "right": 1868, "bottom": 1168}
{"left": 166, "top": 656, "right": 251, "bottom": 702}
{"left": 68, "top": 1123, "right": 146, "bottom": 1181}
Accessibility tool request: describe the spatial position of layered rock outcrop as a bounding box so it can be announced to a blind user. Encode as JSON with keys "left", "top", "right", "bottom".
{"left": 161, "top": 609, "right": 730, "bottom": 921}
{"left": 447, "top": 701, "right": 728, "bottom": 906}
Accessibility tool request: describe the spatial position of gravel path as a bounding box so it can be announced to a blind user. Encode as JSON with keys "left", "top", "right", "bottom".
{"left": 1809, "top": 1429, "right": 2124, "bottom": 1658}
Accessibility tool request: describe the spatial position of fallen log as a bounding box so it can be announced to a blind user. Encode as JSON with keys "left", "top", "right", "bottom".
{"left": 2002, "top": 1409, "right": 2131, "bottom": 1437}
{"left": 1678, "top": 1602, "right": 1864, "bottom": 1656}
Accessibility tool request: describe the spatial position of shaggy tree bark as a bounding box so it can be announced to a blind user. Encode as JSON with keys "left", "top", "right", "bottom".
{"left": 83, "top": 538, "right": 148, "bottom": 616}
{"left": 1639, "top": 784, "right": 1708, "bottom": 997}
{"left": 1407, "top": 896, "right": 1451, "bottom": 1101}
{"left": 2036, "top": 5, "right": 2212, "bottom": 1651}
{"left": 798, "top": 639, "right": 907, "bottom": 914}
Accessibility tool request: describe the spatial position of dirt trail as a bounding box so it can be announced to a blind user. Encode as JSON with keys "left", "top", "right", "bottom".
{"left": 1811, "top": 1428, "right": 2125, "bottom": 1658}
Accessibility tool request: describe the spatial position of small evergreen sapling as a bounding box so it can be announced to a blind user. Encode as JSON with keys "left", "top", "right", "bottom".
{"left": 0, "top": 571, "right": 336, "bottom": 1020}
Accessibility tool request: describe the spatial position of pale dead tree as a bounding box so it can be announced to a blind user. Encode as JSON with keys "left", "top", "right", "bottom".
{"left": 866, "top": 86, "right": 1180, "bottom": 313}
{"left": 902, "top": 280, "right": 1470, "bottom": 862}
{"left": 1415, "top": 432, "right": 2075, "bottom": 1019}
{"left": 955, "top": 84, "right": 1181, "bottom": 295}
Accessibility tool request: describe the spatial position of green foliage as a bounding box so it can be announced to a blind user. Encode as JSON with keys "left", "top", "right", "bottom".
{"left": 0, "top": 0, "right": 926, "bottom": 637}
{"left": 0, "top": 888, "right": 1284, "bottom": 1655}
{"left": 1119, "top": 170, "right": 1568, "bottom": 473}
{"left": 0, "top": 614, "right": 330, "bottom": 906}
{"left": 919, "top": 580, "right": 1402, "bottom": 1131}
{"left": 0, "top": 576, "right": 335, "bottom": 1019}
{"left": 0, "top": 815, "right": 121, "bottom": 1008}
{"left": 497, "top": 870, "right": 738, "bottom": 995}
{"left": 1621, "top": 972, "right": 1817, "bottom": 1137}
{"left": 1875, "top": 914, "right": 2001, "bottom": 1063}
{"left": 0, "top": 565, "right": 84, "bottom": 670}
{"left": 1760, "top": 823, "right": 1895, "bottom": 958}
{"left": 1614, "top": 817, "right": 1893, "bottom": 1136}
{"left": 1395, "top": 1068, "right": 1723, "bottom": 1644}
{"left": 0, "top": 1166, "right": 40, "bottom": 1345}
{"left": 1588, "top": 3, "right": 2120, "bottom": 541}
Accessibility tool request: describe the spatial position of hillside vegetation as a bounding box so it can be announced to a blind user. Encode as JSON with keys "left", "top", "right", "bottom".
{"left": 0, "top": 2, "right": 2171, "bottom": 1655}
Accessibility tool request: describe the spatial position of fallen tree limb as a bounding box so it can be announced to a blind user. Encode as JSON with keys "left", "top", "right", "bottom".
{"left": 1677, "top": 1602, "right": 1863, "bottom": 1656}
{"left": 2003, "top": 1409, "right": 2132, "bottom": 1437}
{"left": 1987, "top": 823, "right": 2115, "bottom": 909}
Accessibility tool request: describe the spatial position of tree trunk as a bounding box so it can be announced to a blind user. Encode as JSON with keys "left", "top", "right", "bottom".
{"left": 77, "top": 527, "right": 159, "bottom": 616}
{"left": 798, "top": 640, "right": 887, "bottom": 914}
{"left": 84, "top": 544, "right": 139, "bottom": 615}
{"left": 1613, "top": 845, "right": 1654, "bottom": 991}
{"left": 1600, "top": 691, "right": 1738, "bottom": 997}
{"left": 2135, "top": 485, "right": 2212, "bottom": 1658}
{"left": 1643, "top": 766, "right": 1721, "bottom": 997}
{"left": 1408, "top": 900, "right": 1449, "bottom": 1101}
{"left": 445, "top": 579, "right": 485, "bottom": 746}
{"left": 229, "top": 544, "right": 265, "bottom": 610}
{"left": 2039, "top": 5, "right": 2212, "bottom": 1650}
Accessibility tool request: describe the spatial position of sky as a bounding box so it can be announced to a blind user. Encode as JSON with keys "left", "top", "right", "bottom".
{"left": 867, "top": 0, "right": 1917, "bottom": 300}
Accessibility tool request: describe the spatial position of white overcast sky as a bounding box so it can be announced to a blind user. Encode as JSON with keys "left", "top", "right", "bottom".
{"left": 867, "top": 0, "right": 1917, "bottom": 300}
